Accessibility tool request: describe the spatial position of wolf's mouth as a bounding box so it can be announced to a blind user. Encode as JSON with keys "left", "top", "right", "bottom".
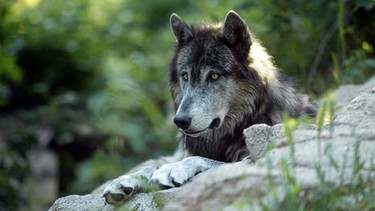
{"left": 182, "top": 118, "right": 221, "bottom": 138}
{"left": 182, "top": 128, "right": 208, "bottom": 138}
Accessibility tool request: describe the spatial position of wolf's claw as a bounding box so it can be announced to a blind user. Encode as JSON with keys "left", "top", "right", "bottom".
{"left": 122, "top": 186, "right": 134, "bottom": 195}
{"left": 102, "top": 175, "right": 138, "bottom": 205}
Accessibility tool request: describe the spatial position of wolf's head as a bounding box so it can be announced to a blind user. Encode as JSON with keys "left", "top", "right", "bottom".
{"left": 168, "top": 11, "right": 267, "bottom": 139}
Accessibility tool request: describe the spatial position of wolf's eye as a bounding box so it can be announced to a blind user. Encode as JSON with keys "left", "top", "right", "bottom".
{"left": 210, "top": 73, "right": 220, "bottom": 80}
{"left": 182, "top": 73, "right": 189, "bottom": 81}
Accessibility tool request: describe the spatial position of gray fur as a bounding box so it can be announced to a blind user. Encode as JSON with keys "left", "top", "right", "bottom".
{"left": 103, "top": 11, "right": 316, "bottom": 206}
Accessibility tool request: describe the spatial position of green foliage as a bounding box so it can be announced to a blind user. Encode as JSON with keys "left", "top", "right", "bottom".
{"left": 0, "top": 52, "right": 22, "bottom": 106}
{"left": 275, "top": 139, "right": 375, "bottom": 211}
{"left": 0, "top": 117, "right": 37, "bottom": 210}
{"left": 316, "top": 92, "right": 336, "bottom": 137}
{"left": 283, "top": 117, "right": 299, "bottom": 166}
{"left": 247, "top": 0, "right": 375, "bottom": 94}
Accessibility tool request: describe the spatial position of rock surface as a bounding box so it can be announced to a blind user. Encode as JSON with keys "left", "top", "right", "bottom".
{"left": 49, "top": 78, "right": 375, "bottom": 211}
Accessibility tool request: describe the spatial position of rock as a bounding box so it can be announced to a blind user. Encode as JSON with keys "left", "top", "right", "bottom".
{"left": 49, "top": 77, "right": 375, "bottom": 211}
{"left": 334, "top": 77, "right": 375, "bottom": 107}
{"left": 48, "top": 194, "right": 110, "bottom": 211}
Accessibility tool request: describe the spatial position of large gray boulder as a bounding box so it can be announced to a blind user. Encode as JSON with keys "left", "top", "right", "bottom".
{"left": 49, "top": 78, "right": 375, "bottom": 211}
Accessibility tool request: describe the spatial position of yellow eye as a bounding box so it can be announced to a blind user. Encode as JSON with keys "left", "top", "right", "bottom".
{"left": 211, "top": 73, "right": 220, "bottom": 80}
{"left": 182, "top": 73, "right": 188, "bottom": 81}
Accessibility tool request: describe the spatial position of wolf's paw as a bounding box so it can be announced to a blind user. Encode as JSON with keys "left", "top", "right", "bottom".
{"left": 103, "top": 166, "right": 158, "bottom": 206}
{"left": 103, "top": 175, "right": 140, "bottom": 206}
{"left": 151, "top": 162, "right": 195, "bottom": 188}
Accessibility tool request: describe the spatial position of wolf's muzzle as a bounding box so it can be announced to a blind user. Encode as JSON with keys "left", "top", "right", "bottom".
{"left": 174, "top": 115, "right": 221, "bottom": 132}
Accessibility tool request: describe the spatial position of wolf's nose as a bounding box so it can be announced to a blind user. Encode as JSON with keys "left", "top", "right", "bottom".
{"left": 173, "top": 115, "right": 191, "bottom": 130}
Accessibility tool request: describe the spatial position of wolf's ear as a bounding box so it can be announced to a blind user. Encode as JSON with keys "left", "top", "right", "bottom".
{"left": 221, "top": 11, "right": 252, "bottom": 56}
{"left": 170, "top": 13, "right": 193, "bottom": 44}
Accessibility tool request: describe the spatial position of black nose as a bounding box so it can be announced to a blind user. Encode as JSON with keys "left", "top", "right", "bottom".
{"left": 173, "top": 115, "right": 191, "bottom": 130}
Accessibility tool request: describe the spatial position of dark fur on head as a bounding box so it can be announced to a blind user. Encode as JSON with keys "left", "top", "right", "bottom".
{"left": 169, "top": 11, "right": 316, "bottom": 162}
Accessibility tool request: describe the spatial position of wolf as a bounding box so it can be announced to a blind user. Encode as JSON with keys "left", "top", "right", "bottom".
{"left": 103, "top": 10, "right": 316, "bottom": 205}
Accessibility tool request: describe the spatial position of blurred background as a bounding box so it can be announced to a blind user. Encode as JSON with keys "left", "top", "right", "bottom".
{"left": 0, "top": 0, "right": 374, "bottom": 210}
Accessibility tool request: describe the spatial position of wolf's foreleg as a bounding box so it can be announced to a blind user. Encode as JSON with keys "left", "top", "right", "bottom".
{"left": 151, "top": 156, "right": 224, "bottom": 188}
{"left": 103, "top": 156, "right": 224, "bottom": 205}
